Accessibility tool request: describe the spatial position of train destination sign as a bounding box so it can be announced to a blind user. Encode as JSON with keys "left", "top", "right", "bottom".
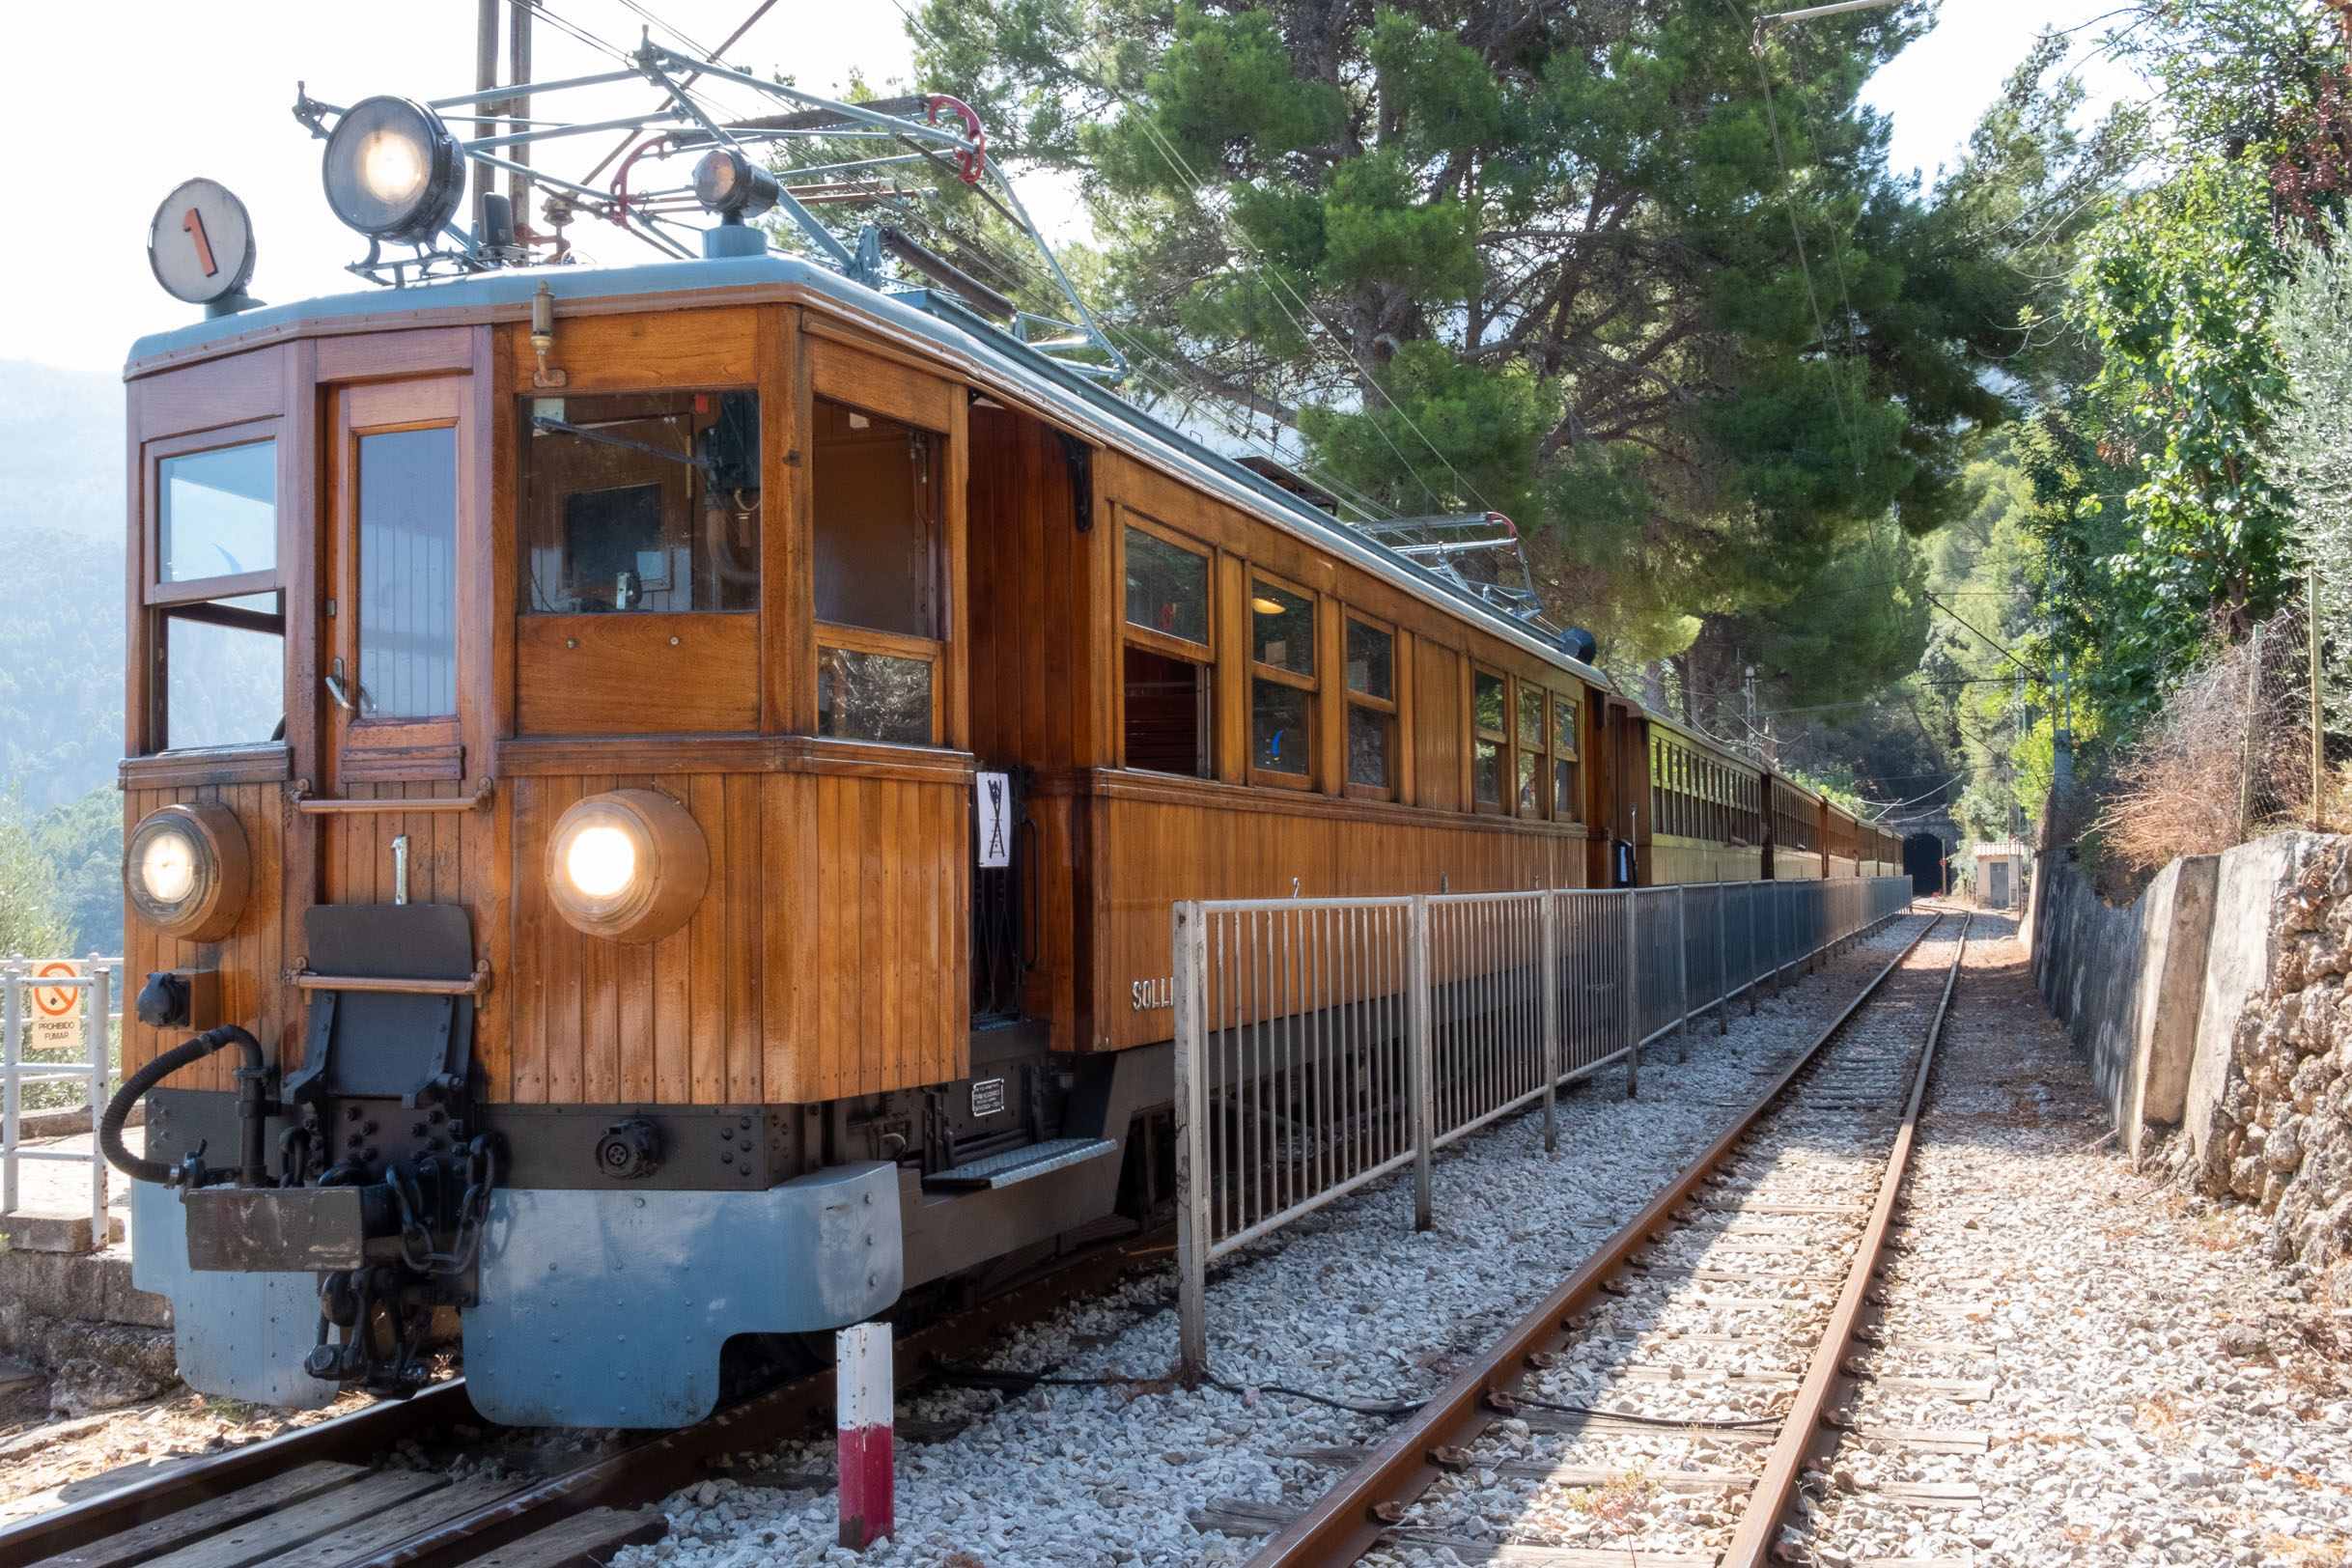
{"left": 148, "top": 178, "right": 257, "bottom": 306}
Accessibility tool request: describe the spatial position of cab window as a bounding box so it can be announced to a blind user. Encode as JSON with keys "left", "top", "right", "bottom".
{"left": 519, "top": 391, "right": 761, "bottom": 614}
{"left": 148, "top": 434, "right": 285, "bottom": 751}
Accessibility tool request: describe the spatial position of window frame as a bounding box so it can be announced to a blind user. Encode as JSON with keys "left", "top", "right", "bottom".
{"left": 1550, "top": 689, "right": 1582, "bottom": 824}
{"left": 1245, "top": 567, "right": 1317, "bottom": 791}
{"left": 518, "top": 385, "right": 764, "bottom": 620}
{"left": 815, "top": 623, "right": 944, "bottom": 747}
{"left": 145, "top": 419, "right": 283, "bottom": 609}
{"left": 808, "top": 394, "right": 947, "bottom": 748}
{"left": 1340, "top": 611, "right": 1399, "bottom": 802}
{"left": 141, "top": 420, "right": 289, "bottom": 756}
{"left": 1116, "top": 512, "right": 1218, "bottom": 778}
{"left": 335, "top": 403, "right": 465, "bottom": 750}
{"left": 1513, "top": 679, "right": 1549, "bottom": 820}
{"left": 1470, "top": 665, "right": 1508, "bottom": 813}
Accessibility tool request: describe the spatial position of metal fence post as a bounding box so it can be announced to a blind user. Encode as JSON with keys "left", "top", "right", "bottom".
{"left": 88, "top": 958, "right": 111, "bottom": 1242}
{"left": 1675, "top": 885, "right": 1691, "bottom": 1062}
{"left": 1539, "top": 891, "right": 1559, "bottom": 1156}
{"left": 1408, "top": 894, "right": 1433, "bottom": 1231}
{"left": 1172, "top": 901, "right": 1210, "bottom": 1385}
{"left": 1623, "top": 892, "right": 1639, "bottom": 1100}
{"left": 1722, "top": 887, "right": 1734, "bottom": 1015}
{"left": 3, "top": 961, "right": 20, "bottom": 1217}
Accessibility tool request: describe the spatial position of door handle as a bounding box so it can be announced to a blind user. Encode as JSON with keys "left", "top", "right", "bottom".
{"left": 323, "top": 657, "right": 371, "bottom": 714}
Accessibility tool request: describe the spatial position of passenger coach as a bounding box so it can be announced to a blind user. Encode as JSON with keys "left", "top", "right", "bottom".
{"left": 112, "top": 70, "right": 1901, "bottom": 1425}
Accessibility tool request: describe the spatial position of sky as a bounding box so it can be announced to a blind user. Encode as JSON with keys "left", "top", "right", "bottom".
{"left": 0, "top": 0, "right": 2145, "bottom": 378}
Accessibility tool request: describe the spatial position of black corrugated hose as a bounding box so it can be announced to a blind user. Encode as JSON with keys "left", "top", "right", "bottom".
{"left": 101, "top": 1024, "right": 265, "bottom": 1187}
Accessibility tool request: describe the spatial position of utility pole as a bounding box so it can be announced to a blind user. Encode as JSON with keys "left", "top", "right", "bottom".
{"left": 1744, "top": 664, "right": 1759, "bottom": 763}
{"left": 2313, "top": 563, "right": 2328, "bottom": 833}
{"left": 473, "top": 0, "right": 499, "bottom": 238}
{"left": 508, "top": 1, "right": 535, "bottom": 222}
{"left": 2239, "top": 622, "right": 2264, "bottom": 843}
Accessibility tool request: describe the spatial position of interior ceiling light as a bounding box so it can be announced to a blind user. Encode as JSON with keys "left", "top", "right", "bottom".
{"left": 1251, "top": 596, "right": 1287, "bottom": 615}
{"left": 124, "top": 803, "right": 251, "bottom": 941}
{"left": 545, "top": 789, "right": 710, "bottom": 944}
{"left": 322, "top": 96, "right": 465, "bottom": 244}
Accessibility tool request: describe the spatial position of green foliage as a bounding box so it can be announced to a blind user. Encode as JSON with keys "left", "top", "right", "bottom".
{"left": 2074, "top": 154, "right": 2292, "bottom": 641}
{"left": 0, "top": 791, "right": 68, "bottom": 962}
{"left": 2268, "top": 214, "right": 2352, "bottom": 739}
{"left": 910, "top": 0, "right": 2103, "bottom": 691}
{"left": 30, "top": 786, "right": 123, "bottom": 961}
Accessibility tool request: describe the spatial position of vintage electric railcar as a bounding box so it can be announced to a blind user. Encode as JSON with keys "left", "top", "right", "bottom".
{"left": 112, "top": 114, "right": 1901, "bottom": 1431}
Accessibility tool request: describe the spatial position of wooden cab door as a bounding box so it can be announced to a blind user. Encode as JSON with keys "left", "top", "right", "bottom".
{"left": 318, "top": 375, "right": 485, "bottom": 906}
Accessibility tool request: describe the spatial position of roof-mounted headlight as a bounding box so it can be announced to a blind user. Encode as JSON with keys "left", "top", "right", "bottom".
{"left": 323, "top": 96, "right": 465, "bottom": 244}
{"left": 692, "top": 149, "right": 779, "bottom": 224}
{"left": 125, "top": 803, "right": 251, "bottom": 941}
{"left": 546, "top": 790, "right": 709, "bottom": 944}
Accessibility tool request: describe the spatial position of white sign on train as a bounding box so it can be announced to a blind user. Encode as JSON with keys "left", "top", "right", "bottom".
{"left": 975, "top": 771, "right": 1014, "bottom": 869}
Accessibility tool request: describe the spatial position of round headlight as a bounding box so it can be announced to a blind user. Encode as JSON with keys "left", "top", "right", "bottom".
{"left": 125, "top": 803, "right": 250, "bottom": 941}
{"left": 322, "top": 96, "right": 465, "bottom": 244}
{"left": 691, "top": 148, "right": 779, "bottom": 221}
{"left": 546, "top": 790, "right": 709, "bottom": 944}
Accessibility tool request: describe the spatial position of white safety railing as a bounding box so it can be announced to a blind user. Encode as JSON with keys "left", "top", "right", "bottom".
{"left": 2, "top": 956, "right": 123, "bottom": 1241}
{"left": 1172, "top": 877, "right": 1913, "bottom": 1376}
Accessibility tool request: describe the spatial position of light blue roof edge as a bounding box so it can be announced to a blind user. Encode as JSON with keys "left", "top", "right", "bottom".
{"left": 127, "top": 252, "right": 1721, "bottom": 747}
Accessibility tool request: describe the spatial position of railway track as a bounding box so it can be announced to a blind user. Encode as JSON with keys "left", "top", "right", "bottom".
{"left": 0, "top": 1230, "right": 1171, "bottom": 1568}
{"left": 1238, "top": 910, "right": 1973, "bottom": 1568}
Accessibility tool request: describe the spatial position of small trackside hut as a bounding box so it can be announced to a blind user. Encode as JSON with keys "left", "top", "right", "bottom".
{"left": 111, "top": 56, "right": 1905, "bottom": 1427}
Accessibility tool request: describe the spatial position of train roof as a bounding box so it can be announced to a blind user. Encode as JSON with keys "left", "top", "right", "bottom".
{"left": 127, "top": 248, "right": 1798, "bottom": 794}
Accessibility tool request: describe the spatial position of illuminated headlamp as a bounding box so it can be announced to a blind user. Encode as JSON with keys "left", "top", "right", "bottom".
{"left": 692, "top": 149, "right": 779, "bottom": 224}
{"left": 125, "top": 803, "right": 250, "bottom": 941}
{"left": 322, "top": 96, "right": 465, "bottom": 244}
{"left": 546, "top": 790, "right": 709, "bottom": 943}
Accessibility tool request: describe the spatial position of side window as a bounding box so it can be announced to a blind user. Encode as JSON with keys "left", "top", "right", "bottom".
{"left": 1516, "top": 683, "right": 1545, "bottom": 817}
{"left": 1248, "top": 577, "right": 1315, "bottom": 784}
{"left": 150, "top": 437, "right": 285, "bottom": 751}
{"left": 1344, "top": 616, "right": 1397, "bottom": 796}
{"left": 1552, "top": 692, "right": 1581, "bottom": 822}
{"left": 811, "top": 398, "right": 939, "bottom": 745}
{"left": 1470, "top": 669, "right": 1505, "bottom": 808}
{"left": 1121, "top": 520, "right": 1213, "bottom": 777}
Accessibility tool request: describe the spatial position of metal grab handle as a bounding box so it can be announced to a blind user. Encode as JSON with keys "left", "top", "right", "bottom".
{"left": 322, "top": 673, "right": 357, "bottom": 712}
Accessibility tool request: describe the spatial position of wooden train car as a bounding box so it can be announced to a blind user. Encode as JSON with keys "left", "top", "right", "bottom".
{"left": 114, "top": 117, "right": 1901, "bottom": 1427}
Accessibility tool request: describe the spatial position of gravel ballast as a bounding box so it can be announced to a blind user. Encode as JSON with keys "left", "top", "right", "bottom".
{"left": 616, "top": 914, "right": 1929, "bottom": 1568}
{"left": 1794, "top": 914, "right": 2352, "bottom": 1568}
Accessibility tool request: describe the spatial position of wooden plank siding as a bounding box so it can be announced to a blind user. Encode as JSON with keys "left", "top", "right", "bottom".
{"left": 119, "top": 780, "right": 287, "bottom": 1094}
{"left": 118, "top": 284, "right": 1883, "bottom": 1113}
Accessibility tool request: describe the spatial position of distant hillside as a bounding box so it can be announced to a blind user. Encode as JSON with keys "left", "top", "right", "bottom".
{"left": 0, "top": 360, "right": 124, "bottom": 545}
{"left": 1, "top": 361, "right": 126, "bottom": 812}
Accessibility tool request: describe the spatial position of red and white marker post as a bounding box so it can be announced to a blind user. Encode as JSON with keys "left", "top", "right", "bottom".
{"left": 836, "top": 1321, "right": 893, "bottom": 1549}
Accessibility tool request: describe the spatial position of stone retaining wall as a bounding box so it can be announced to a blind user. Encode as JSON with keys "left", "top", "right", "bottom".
{"left": 2031, "top": 831, "right": 2352, "bottom": 1282}
{"left": 2030, "top": 847, "right": 2219, "bottom": 1159}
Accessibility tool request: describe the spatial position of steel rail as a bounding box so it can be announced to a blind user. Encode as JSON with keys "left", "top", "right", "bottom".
{"left": 2, "top": 1229, "right": 1169, "bottom": 1568}
{"left": 0, "top": 1381, "right": 478, "bottom": 1568}
{"left": 1244, "top": 907, "right": 1943, "bottom": 1568}
{"left": 1719, "top": 912, "right": 1971, "bottom": 1567}
{"left": 343, "top": 1227, "right": 1173, "bottom": 1568}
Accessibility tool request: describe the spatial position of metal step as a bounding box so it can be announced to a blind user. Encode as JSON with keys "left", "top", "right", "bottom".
{"left": 921, "top": 1137, "right": 1120, "bottom": 1191}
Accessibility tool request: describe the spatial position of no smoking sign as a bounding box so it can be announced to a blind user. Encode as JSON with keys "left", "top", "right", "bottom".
{"left": 26, "top": 960, "right": 82, "bottom": 1047}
